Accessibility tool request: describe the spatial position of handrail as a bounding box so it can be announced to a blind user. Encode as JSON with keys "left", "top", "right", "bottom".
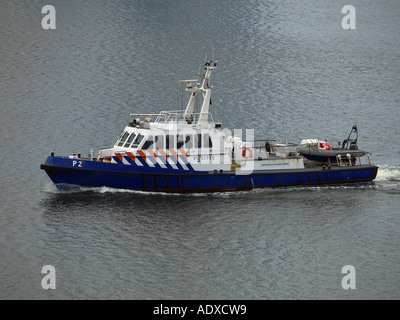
{"left": 155, "top": 110, "right": 215, "bottom": 124}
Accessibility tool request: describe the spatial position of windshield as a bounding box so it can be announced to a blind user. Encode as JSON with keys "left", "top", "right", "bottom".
{"left": 131, "top": 134, "right": 145, "bottom": 148}
{"left": 117, "top": 132, "right": 129, "bottom": 147}
{"left": 124, "top": 133, "right": 137, "bottom": 148}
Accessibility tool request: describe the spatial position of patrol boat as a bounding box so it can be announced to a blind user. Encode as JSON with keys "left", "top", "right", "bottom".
{"left": 41, "top": 61, "right": 378, "bottom": 193}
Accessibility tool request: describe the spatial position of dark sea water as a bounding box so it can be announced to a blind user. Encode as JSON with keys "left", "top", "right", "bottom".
{"left": 1, "top": 0, "right": 399, "bottom": 299}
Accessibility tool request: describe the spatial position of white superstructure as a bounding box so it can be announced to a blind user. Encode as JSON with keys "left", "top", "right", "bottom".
{"left": 98, "top": 61, "right": 304, "bottom": 173}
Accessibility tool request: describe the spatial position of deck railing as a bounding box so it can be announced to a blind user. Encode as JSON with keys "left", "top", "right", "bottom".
{"left": 155, "top": 110, "right": 215, "bottom": 124}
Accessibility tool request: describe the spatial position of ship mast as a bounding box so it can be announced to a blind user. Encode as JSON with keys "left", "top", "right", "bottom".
{"left": 182, "top": 60, "right": 217, "bottom": 124}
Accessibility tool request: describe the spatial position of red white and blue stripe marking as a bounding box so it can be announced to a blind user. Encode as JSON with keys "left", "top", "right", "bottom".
{"left": 111, "top": 149, "right": 194, "bottom": 171}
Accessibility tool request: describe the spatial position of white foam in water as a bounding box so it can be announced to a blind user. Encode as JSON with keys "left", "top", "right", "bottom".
{"left": 42, "top": 182, "right": 62, "bottom": 193}
{"left": 91, "top": 186, "right": 207, "bottom": 196}
{"left": 42, "top": 182, "right": 135, "bottom": 194}
{"left": 375, "top": 164, "right": 400, "bottom": 182}
{"left": 88, "top": 186, "right": 138, "bottom": 194}
{"left": 42, "top": 183, "right": 208, "bottom": 196}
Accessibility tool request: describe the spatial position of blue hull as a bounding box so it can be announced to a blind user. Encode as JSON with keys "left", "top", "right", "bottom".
{"left": 41, "top": 156, "right": 378, "bottom": 193}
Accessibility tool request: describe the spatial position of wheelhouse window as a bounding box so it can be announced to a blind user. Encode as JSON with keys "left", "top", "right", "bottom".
{"left": 184, "top": 135, "right": 193, "bottom": 148}
{"left": 141, "top": 136, "right": 154, "bottom": 150}
{"left": 155, "top": 136, "right": 164, "bottom": 149}
{"left": 131, "top": 133, "right": 145, "bottom": 148}
{"left": 203, "top": 133, "right": 212, "bottom": 149}
{"left": 177, "top": 134, "right": 184, "bottom": 149}
{"left": 166, "top": 135, "right": 175, "bottom": 149}
{"left": 197, "top": 133, "right": 202, "bottom": 148}
{"left": 117, "top": 132, "right": 129, "bottom": 147}
{"left": 124, "top": 133, "right": 136, "bottom": 148}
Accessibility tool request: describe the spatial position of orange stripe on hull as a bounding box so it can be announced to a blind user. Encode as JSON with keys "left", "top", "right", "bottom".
{"left": 137, "top": 150, "right": 146, "bottom": 161}
{"left": 148, "top": 150, "right": 157, "bottom": 159}
{"left": 158, "top": 149, "right": 168, "bottom": 160}
{"left": 169, "top": 149, "right": 178, "bottom": 161}
{"left": 179, "top": 149, "right": 188, "bottom": 159}
{"left": 126, "top": 152, "right": 136, "bottom": 162}
{"left": 115, "top": 153, "right": 123, "bottom": 162}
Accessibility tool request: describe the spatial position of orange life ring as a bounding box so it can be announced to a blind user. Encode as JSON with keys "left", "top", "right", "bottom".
{"left": 242, "top": 147, "right": 252, "bottom": 159}
{"left": 325, "top": 144, "right": 332, "bottom": 150}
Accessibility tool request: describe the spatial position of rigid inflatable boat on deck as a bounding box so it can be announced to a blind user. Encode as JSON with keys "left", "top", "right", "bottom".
{"left": 297, "top": 125, "right": 369, "bottom": 165}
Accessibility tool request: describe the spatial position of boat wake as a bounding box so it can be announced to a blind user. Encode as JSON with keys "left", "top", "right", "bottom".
{"left": 42, "top": 182, "right": 209, "bottom": 197}
{"left": 372, "top": 164, "right": 400, "bottom": 193}
{"left": 374, "top": 164, "right": 400, "bottom": 182}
